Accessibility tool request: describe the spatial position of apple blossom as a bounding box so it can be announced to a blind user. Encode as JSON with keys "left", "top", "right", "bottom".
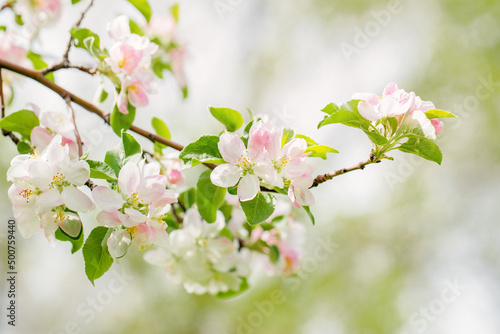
{"left": 353, "top": 82, "right": 415, "bottom": 121}
{"left": 116, "top": 70, "right": 156, "bottom": 114}
{"left": 144, "top": 208, "right": 248, "bottom": 295}
{"left": 159, "top": 153, "right": 185, "bottom": 187}
{"left": 7, "top": 135, "right": 93, "bottom": 245}
{"left": 210, "top": 132, "right": 263, "bottom": 201}
{"left": 92, "top": 160, "right": 178, "bottom": 256}
{"left": 16, "top": 0, "right": 62, "bottom": 29}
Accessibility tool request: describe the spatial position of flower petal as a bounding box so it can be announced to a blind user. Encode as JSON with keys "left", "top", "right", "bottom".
{"left": 58, "top": 212, "right": 82, "bottom": 238}
{"left": 210, "top": 164, "right": 241, "bottom": 188}
{"left": 64, "top": 160, "right": 90, "bottom": 186}
{"left": 238, "top": 174, "right": 260, "bottom": 202}
{"left": 137, "top": 175, "right": 168, "bottom": 204}
{"left": 218, "top": 133, "right": 246, "bottom": 164}
{"left": 28, "top": 160, "right": 53, "bottom": 189}
{"left": 121, "top": 207, "right": 148, "bottom": 227}
{"left": 358, "top": 101, "right": 381, "bottom": 121}
{"left": 118, "top": 162, "right": 141, "bottom": 195}
{"left": 36, "top": 188, "right": 62, "bottom": 214}
{"left": 61, "top": 186, "right": 95, "bottom": 212}
{"left": 92, "top": 186, "right": 123, "bottom": 212}
{"left": 96, "top": 210, "right": 122, "bottom": 227}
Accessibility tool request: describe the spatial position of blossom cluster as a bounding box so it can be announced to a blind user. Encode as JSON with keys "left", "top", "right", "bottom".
{"left": 353, "top": 82, "right": 444, "bottom": 140}
{"left": 92, "top": 160, "right": 178, "bottom": 257}
{"left": 105, "top": 15, "right": 158, "bottom": 114}
{"left": 15, "top": 0, "right": 62, "bottom": 30}
{"left": 210, "top": 120, "right": 315, "bottom": 208}
{"left": 7, "top": 135, "right": 94, "bottom": 246}
{"left": 0, "top": 30, "right": 28, "bottom": 103}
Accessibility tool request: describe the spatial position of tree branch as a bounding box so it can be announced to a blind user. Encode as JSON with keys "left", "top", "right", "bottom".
{"left": 311, "top": 152, "right": 381, "bottom": 188}
{"left": 44, "top": 0, "right": 95, "bottom": 75}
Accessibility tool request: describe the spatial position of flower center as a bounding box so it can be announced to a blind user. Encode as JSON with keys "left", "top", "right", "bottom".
{"left": 18, "top": 189, "right": 34, "bottom": 203}
{"left": 28, "top": 149, "right": 40, "bottom": 160}
{"left": 53, "top": 209, "right": 68, "bottom": 223}
{"left": 236, "top": 155, "right": 253, "bottom": 171}
{"left": 128, "top": 192, "right": 140, "bottom": 205}
{"left": 49, "top": 172, "right": 67, "bottom": 190}
{"left": 274, "top": 154, "right": 290, "bottom": 172}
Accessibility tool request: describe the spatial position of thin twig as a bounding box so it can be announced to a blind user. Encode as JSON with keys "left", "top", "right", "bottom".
{"left": 0, "top": 2, "right": 13, "bottom": 11}
{"left": 64, "top": 95, "right": 83, "bottom": 157}
{"left": 45, "top": 0, "right": 95, "bottom": 74}
{"left": 311, "top": 153, "right": 381, "bottom": 188}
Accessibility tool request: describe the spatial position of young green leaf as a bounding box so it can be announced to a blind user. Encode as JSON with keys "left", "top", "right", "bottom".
{"left": 70, "top": 27, "right": 106, "bottom": 60}
{"left": 129, "top": 19, "right": 145, "bottom": 36}
{"left": 216, "top": 277, "right": 249, "bottom": 299}
{"left": 305, "top": 145, "right": 339, "bottom": 159}
{"left": 0, "top": 109, "right": 39, "bottom": 139}
{"left": 240, "top": 193, "right": 276, "bottom": 225}
{"left": 82, "top": 227, "right": 114, "bottom": 285}
{"left": 87, "top": 160, "right": 117, "bottom": 180}
{"left": 26, "top": 51, "right": 54, "bottom": 82}
{"left": 196, "top": 170, "right": 226, "bottom": 223}
{"left": 397, "top": 137, "right": 443, "bottom": 165}
{"left": 281, "top": 128, "right": 294, "bottom": 147}
{"left": 17, "top": 142, "right": 32, "bottom": 154}
{"left": 110, "top": 104, "right": 136, "bottom": 136}
{"left": 151, "top": 117, "right": 171, "bottom": 146}
{"left": 55, "top": 226, "right": 84, "bottom": 254}
{"left": 424, "top": 109, "right": 457, "bottom": 119}
{"left": 209, "top": 107, "right": 244, "bottom": 132}
{"left": 178, "top": 188, "right": 197, "bottom": 209}
{"left": 122, "top": 132, "right": 142, "bottom": 158}
{"left": 318, "top": 100, "right": 370, "bottom": 129}
{"left": 179, "top": 135, "right": 224, "bottom": 166}
{"left": 104, "top": 132, "right": 142, "bottom": 175}
{"left": 363, "top": 130, "right": 388, "bottom": 145}
{"left": 126, "top": 0, "right": 152, "bottom": 22}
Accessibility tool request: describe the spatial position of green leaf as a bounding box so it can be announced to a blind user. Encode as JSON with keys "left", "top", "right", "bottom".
{"left": 17, "top": 142, "right": 32, "bottom": 154}
{"left": 295, "top": 134, "right": 318, "bottom": 146}
{"left": 303, "top": 206, "right": 315, "bottom": 225}
{"left": 71, "top": 0, "right": 82, "bottom": 4}
{"left": 269, "top": 245, "right": 280, "bottom": 263}
{"left": 122, "top": 132, "right": 142, "bottom": 157}
{"left": 55, "top": 226, "right": 84, "bottom": 254}
{"left": 305, "top": 145, "right": 339, "bottom": 159}
{"left": 387, "top": 117, "right": 399, "bottom": 136}
{"left": 110, "top": 104, "right": 136, "bottom": 136}
{"left": 14, "top": 13, "right": 24, "bottom": 26}
{"left": 240, "top": 193, "right": 276, "bottom": 225}
{"left": 129, "top": 19, "right": 144, "bottom": 36}
{"left": 71, "top": 27, "right": 107, "bottom": 60}
{"left": 171, "top": 3, "right": 180, "bottom": 22}
{"left": 424, "top": 109, "right": 457, "bottom": 119}
{"left": 82, "top": 227, "right": 114, "bottom": 285}
{"left": 26, "top": 51, "right": 54, "bottom": 81}
{"left": 179, "top": 135, "right": 224, "bottom": 166}
{"left": 104, "top": 132, "right": 142, "bottom": 175}
{"left": 87, "top": 160, "right": 117, "bottom": 180}
{"left": 178, "top": 188, "right": 197, "bottom": 209}
{"left": 0, "top": 26, "right": 6, "bottom": 32}
{"left": 126, "top": 0, "right": 152, "bottom": 22}
{"left": 281, "top": 128, "right": 294, "bottom": 147}
{"left": 398, "top": 137, "right": 443, "bottom": 165}
{"left": 0, "top": 109, "right": 39, "bottom": 139}
{"left": 196, "top": 170, "right": 226, "bottom": 223}
{"left": 220, "top": 227, "right": 235, "bottom": 242}
{"left": 216, "top": 277, "right": 249, "bottom": 299}
{"left": 99, "top": 89, "right": 108, "bottom": 103}
{"left": 151, "top": 117, "right": 171, "bottom": 148}
{"left": 318, "top": 100, "right": 370, "bottom": 129}
{"left": 209, "top": 107, "right": 244, "bottom": 132}
{"left": 363, "top": 130, "right": 388, "bottom": 145}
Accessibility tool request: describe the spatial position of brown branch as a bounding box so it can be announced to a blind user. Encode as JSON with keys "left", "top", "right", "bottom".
{"left": 0, "top": 59, "right": 190, "bottom": 151}
{"left": 311, "top": 153, "right": 381, "bottom": 188}
{"left": 63, "top": 95, "right": 83, "bottom": 157}
{"left": 0, "top": 2, "right": 13, "bottom": 11}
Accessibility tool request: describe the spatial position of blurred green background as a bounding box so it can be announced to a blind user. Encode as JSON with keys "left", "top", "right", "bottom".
{"left": 1, "top": 0, "right": 500, "bottom": 333}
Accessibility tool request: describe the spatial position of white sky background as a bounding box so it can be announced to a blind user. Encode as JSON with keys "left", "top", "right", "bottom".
{"left": 0, "top": 0, "right": 499, "bottom": 333}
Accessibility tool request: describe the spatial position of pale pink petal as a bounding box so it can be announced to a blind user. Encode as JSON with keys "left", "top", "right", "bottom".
{"left": 96, "top": 210, "right": 122, "bottom": 227}
{"left": 238, "top": 174, "right": 260, "bottom": 202}
{"left": 352, "top": 92, "right": 380, "bottom": 105}
{"left": 8, "top": 185, "right": 40, "bottom": 238}
{"left": 358, "top": 101, "right": 381, "bottom": 121}
{"left": 92, "top": 186, "right": 123, "bottom": 212}
{"left": 64, "top": 160, "right": 90, "bottom": 186}
{"left": 281, "top": 138, "right": 307, "bottom": 159}
{"left": 118, "top": 162, "right": 141, "bottom": 195}
{"left": 288, "top": 185, "right": 301, "bottom": 209}
{"left": 294, "top": 187, "right": 315, "bottom": 207}
{"left": 218, "top": 133, "right": 246, "bottom": 164}
{"left": 127, "top": 84, "right": 149, "bottom": 107}
{"left": 122, "top": 207, "right": 148, "bottom": 227}
{"left": 137, "top": 176, "right": 168, "bottom": 204}
{"left": 61, "top": 186, "right": 95, "bottom": 212}
{"left": 28, "top": 160, "right": 53, "bottom": 189}
{"left": 117, "top": 85, "right": 129, "bottom": 114}
{"left": 383, "top": 83, "right": 398, "bottom": 96}
{"left": 210, "top": 164, "right": 241, "bottom": 188}
{"left": 153, "top": 189, "right": 178, "bottom": 207}
{"left": 31, "top": 126, "right": 53, "bottom": 150}
{"left": 431, "top": 119, "right": 444, "bottom": 135}
{"left": 107, "top": 15, "right": 131, "bottom": 41}
{"left": 143, "top": 248, "right": 170, "bottom": 266}
{"left": 107, "top": 229, "right": 132, "bottom": 258}
{"left": 36, "top": 188, "right": 62, "bottom": 214}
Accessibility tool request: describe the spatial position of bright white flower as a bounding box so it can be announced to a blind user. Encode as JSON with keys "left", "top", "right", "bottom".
{"left": 210, "top": 133, "right": 262, "bottom": 201}
{"left": 144, "top": 208, "right": 248, "bottom": 295}
{"left": 92, "top": 160, "right": 178, "bottom": 256}
{"left": 7, "top": 135, "right": 93, "bottom": 245}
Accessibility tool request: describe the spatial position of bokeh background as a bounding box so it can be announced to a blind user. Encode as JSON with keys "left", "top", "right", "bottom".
{"left": 1, "top": 0, "right": 500, "bottom": 333}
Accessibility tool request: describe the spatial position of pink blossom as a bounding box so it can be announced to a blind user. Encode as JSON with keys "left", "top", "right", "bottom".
{"left": 353, "top": 83, "right": 415, "bottom": 121}
{"left": 117, "top": 71, "right": 156, "bottom": 114}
